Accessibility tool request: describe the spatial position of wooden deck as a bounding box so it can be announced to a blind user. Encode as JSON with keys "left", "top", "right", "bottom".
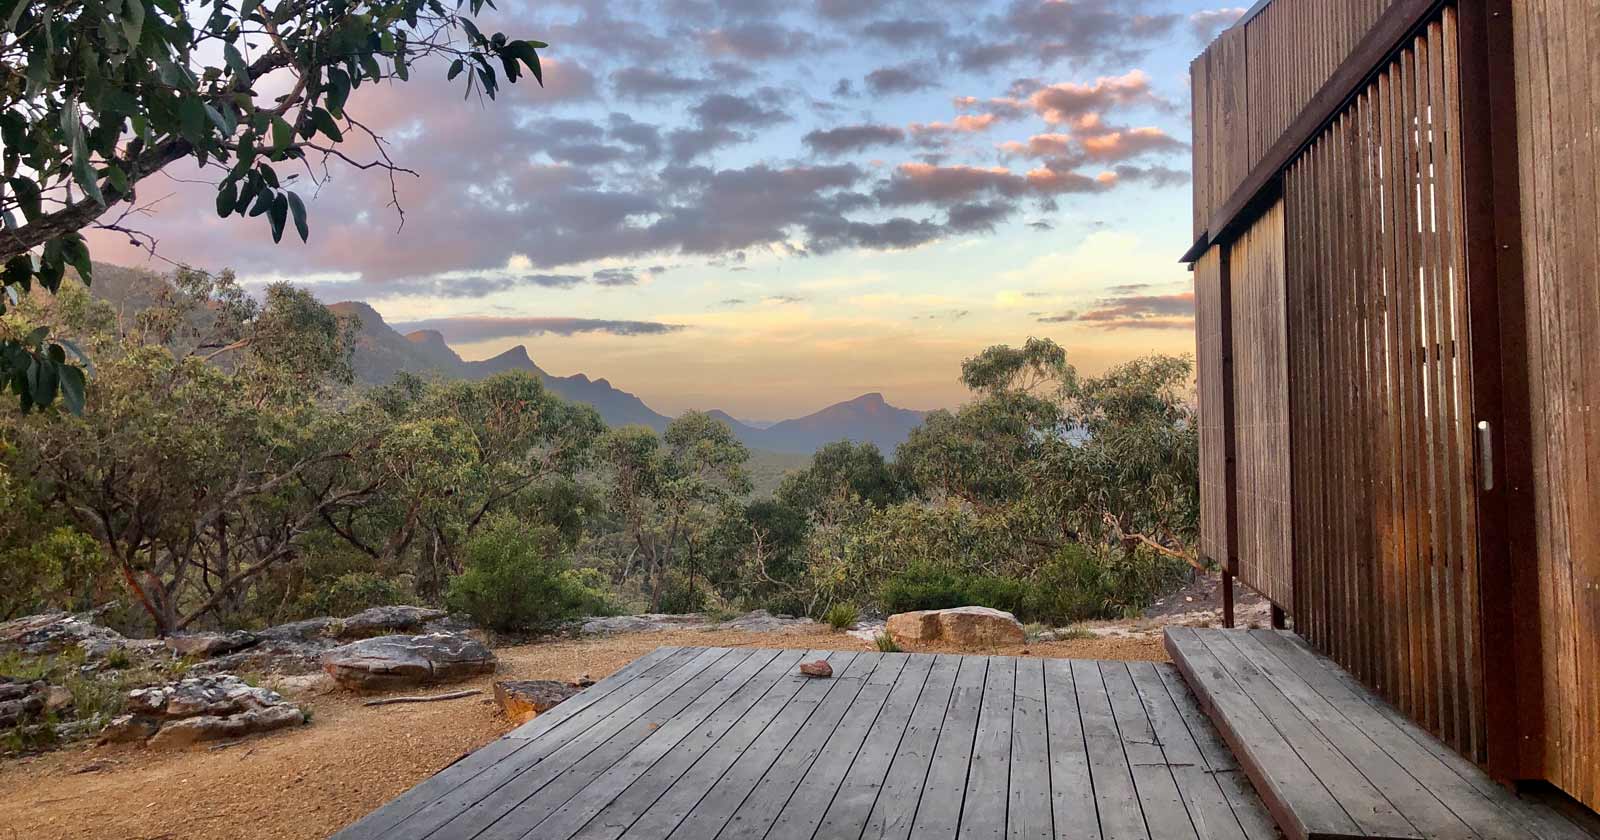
{"left": 332, "top": 646, "right": 1278, "bottom": 840}
{"left": 1165, "top": 628, "right": 1600, "bottom": 840}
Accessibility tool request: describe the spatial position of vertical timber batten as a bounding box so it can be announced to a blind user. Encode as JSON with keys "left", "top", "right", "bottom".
{"left": 1190, "top": 0, "right": 1600, "bottom": 809}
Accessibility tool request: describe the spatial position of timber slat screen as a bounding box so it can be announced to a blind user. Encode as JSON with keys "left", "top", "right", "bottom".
{"left": 1512, "top": 0, "right": 1600, "bottom": 809}
{"left": 1283, "top": 9, "right": 1483, "bottom": 762}
{"left": 1191, "top": 0, "right": 1400, "bottom": 241}
{"left": 1196, "top": 246, "right": 1231, "bottom": 567}
{"left": 1230, "top": 203, "right": 1292, "bottom": 609}
{"left": 1188, "top": 0, "right": 1600, "bottom": 816}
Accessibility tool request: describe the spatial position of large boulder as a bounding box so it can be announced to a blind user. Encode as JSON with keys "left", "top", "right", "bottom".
{"left": 321, "top": 633, "right": 496, "bottom": 691}
{"left": 0, "top": 611, "right": 126, "bottom": 657}
{"left": 494, "top": 680, "right": 582, "bottom": 724}
{"left": 102, "top": 674, "right": 305, "bottom": 748}
{"left": 886, "top": 606, "right": 1026, "bottom": 649}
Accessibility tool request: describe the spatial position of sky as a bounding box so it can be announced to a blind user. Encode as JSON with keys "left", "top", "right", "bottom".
{"left": 87, "top": 0, "right": 1246, "bottom": 421}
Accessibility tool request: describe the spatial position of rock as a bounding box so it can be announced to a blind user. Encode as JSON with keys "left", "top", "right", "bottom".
{"left": 0, "top": 683, "right": 45, "bottom": 727}
{"left": 187, "top": 638, "right": 327, "bottom": 677}
{"left": 321, "top": 633, "right": 496, "bottom": 691}
{"left": 331, "top": 605, "right": 448, "bottom": 640}
{"left": 579, "top": 614, "right": 712, "bottom": 635}
{"left": 886, "top": 606, "right": 1026, "bottom": 649}
{"left": 265, "top": 673, "right": 336, "bottom": 698}
{"left": 99, "top": 714, "right": 160, "bottom": 743}
{"left": 257, "top": 617, "right": 337, "bottom": 642}
{"left": 0, "top": 611, "right": 126, "bottom": 656}
{"left": 145, "top": 704, "right": 304, "bottom": 749}
{"left": 845, "top": 619, "right": 888, "bottom": 644}
{"left": 101, "top": 674, "right": 305, "bottom": 748}
{"left": 164, "top": 630, "right": 260, "bottom": 659}
{"left": 799, "top": 660, "right": 833, "bottom": 678}
{"left": 43, "top": 685, "right": 73, "bottom": 714}
{"left": 717, "top": 610, "right": 817, "bottom": 633}
{"left": 494, "top": 680, "right": 582, "bottom": 724}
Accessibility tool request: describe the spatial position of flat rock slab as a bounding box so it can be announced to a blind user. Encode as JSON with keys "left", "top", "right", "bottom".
{"left": 494, "top": 680, "right": 581, "bottom": 724}
{"left": 886, "top": 606, "right": 1026, "bottom": 649}
{"left": 322, "top": 633, "right": 496, "bottom": 691}
{"left": 0, "top": 611, "right": 127, "bottom": 656}
{"left": 331, "top": 606, "right": 448, "bottom": 640}
{"left": 164, "top": 630, "right": 260, "bottom": 659}
{"left": 105, "top": 674, "right": 305, "bottom": 749}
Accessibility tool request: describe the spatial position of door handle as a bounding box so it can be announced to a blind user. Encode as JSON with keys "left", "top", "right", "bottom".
{"left": 1476, "top": 420, "right": 1494, "bottom": 492}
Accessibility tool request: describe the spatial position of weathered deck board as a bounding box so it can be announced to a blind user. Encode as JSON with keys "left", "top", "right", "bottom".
{"left": 332, "top": 647, "right": 1279, "bottom": 840}
{"left": 1167, "top": 628, "right": 1600, "bottom": 840}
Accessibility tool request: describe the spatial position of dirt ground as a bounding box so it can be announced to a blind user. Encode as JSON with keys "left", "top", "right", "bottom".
{"left": 0, "top": 626, "right": 1164, "bottom": 840}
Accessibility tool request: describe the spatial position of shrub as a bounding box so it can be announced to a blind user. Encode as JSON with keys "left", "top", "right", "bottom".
{"left": 823, "top": 602, "right": 858, "bottom": 631}
{"left": 445, "top": 517, "right": 614, "bottom": 633}
{"left": 874, "top": 633, "right": 901, "bottom": 652}
{"left": 654, "top": 570, "right": 708, "bottom": 615}
{"left": 876, "top": 545, "right": 1188, "bottom": 626}
{"left": 296, "top": 571, "right": 413, "bottom": 619}
{"left": 878, "top": 563, "right": 1029, "bottom": 617}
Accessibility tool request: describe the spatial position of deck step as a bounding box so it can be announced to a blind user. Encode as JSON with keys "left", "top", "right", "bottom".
{"left": 1165, "top": 627, "right": 1599, "bottom": 840}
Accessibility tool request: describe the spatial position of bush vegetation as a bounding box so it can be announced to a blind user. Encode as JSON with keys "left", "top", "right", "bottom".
{"left": 0, "top": 269, "right": 1202, "bottom": 638}
{"left": 823, "top": 603, "right": 859, "bottom": 631}
{"left": 445, "top": 517, "right": 614, "bottom": 633}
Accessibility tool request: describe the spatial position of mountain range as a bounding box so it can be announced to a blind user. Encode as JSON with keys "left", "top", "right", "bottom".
{"left": 77, "top": 264, "right": 928, "bottom": 455}
{"left": 333, "top": 301, "right": 928, "bottom": 455}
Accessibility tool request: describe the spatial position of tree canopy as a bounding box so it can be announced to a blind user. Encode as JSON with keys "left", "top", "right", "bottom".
{"left": 0, "top": 0, "right": 545, "bottom": 412}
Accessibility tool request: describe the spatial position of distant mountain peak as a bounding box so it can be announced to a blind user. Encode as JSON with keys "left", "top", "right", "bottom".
{"left": 405, "top": 329, "right": 447, "bottom": 345}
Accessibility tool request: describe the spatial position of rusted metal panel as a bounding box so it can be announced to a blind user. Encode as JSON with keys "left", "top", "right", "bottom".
{"left": 1195, "top": 246, "right": 1233, "bottom": 568}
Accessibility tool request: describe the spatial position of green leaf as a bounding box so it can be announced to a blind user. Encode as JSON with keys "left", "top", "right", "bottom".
{"left": 105, "top": 165, "right": 130, "bottom": 195}
{"left": 286, "top": 191, "right": 309, "bottom": 242}
{"left": 3, "top": 255, "right": 32, "bottom": 289}
{"left": 311, "top": 108, "right": 343, "bottom": 142}
{"left": 248, "top": 189, "right": 272, "bottom": 217}
{"left": 58, "top": 364, "right": 86, "bottom": 415}
{"left": 7, "top": 177, "right": 41, "bottom": 221}
{"left": 448, "top": 59, "right": 465, "bottom": 81}
{"left": 224, "top": 43, "right": 250, "bottom": 79}
{"left": 28, "top": 357, "right": 58, "bottom": 409}
{"left": 271, "top": 116, "right": 293, "bottom": 154}
{"left": 204, "top": 102, "right": 236, "bottom": 137}
{"left": 62, "top": 102, "right": 105, "bottom": 206}
{"left": 24, "top": 325, "right": 48, "bottom": 348}
{"left": 217, "top": 180, "right": 238, "bottom": 217}
{"left": 178, "top": 97, "right": 207, "bottom": 144}
{"left": 60, "top": 234, "right": 92, "bottom": 284}
{"left": 121, "top": 0, "right": 145, "bottom": 47}
{"left": 57, "top": 338, "right": 94, "bottom": 373}
{"left": 269, "top": 193, "right": 288, "bottom": 242}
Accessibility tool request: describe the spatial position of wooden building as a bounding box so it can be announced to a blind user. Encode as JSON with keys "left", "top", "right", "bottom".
{"left": 1187, "top": 0, "right": 1598, "bottom": 813}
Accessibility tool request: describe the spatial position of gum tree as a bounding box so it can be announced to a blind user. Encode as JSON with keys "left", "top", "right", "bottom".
{"left": 0, "top": 0, "right": 545, "bottom": 410}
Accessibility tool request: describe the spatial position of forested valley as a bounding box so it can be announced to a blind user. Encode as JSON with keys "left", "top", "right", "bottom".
{"left": 0, "top": 267, "right": 1203, "bottom": 639}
